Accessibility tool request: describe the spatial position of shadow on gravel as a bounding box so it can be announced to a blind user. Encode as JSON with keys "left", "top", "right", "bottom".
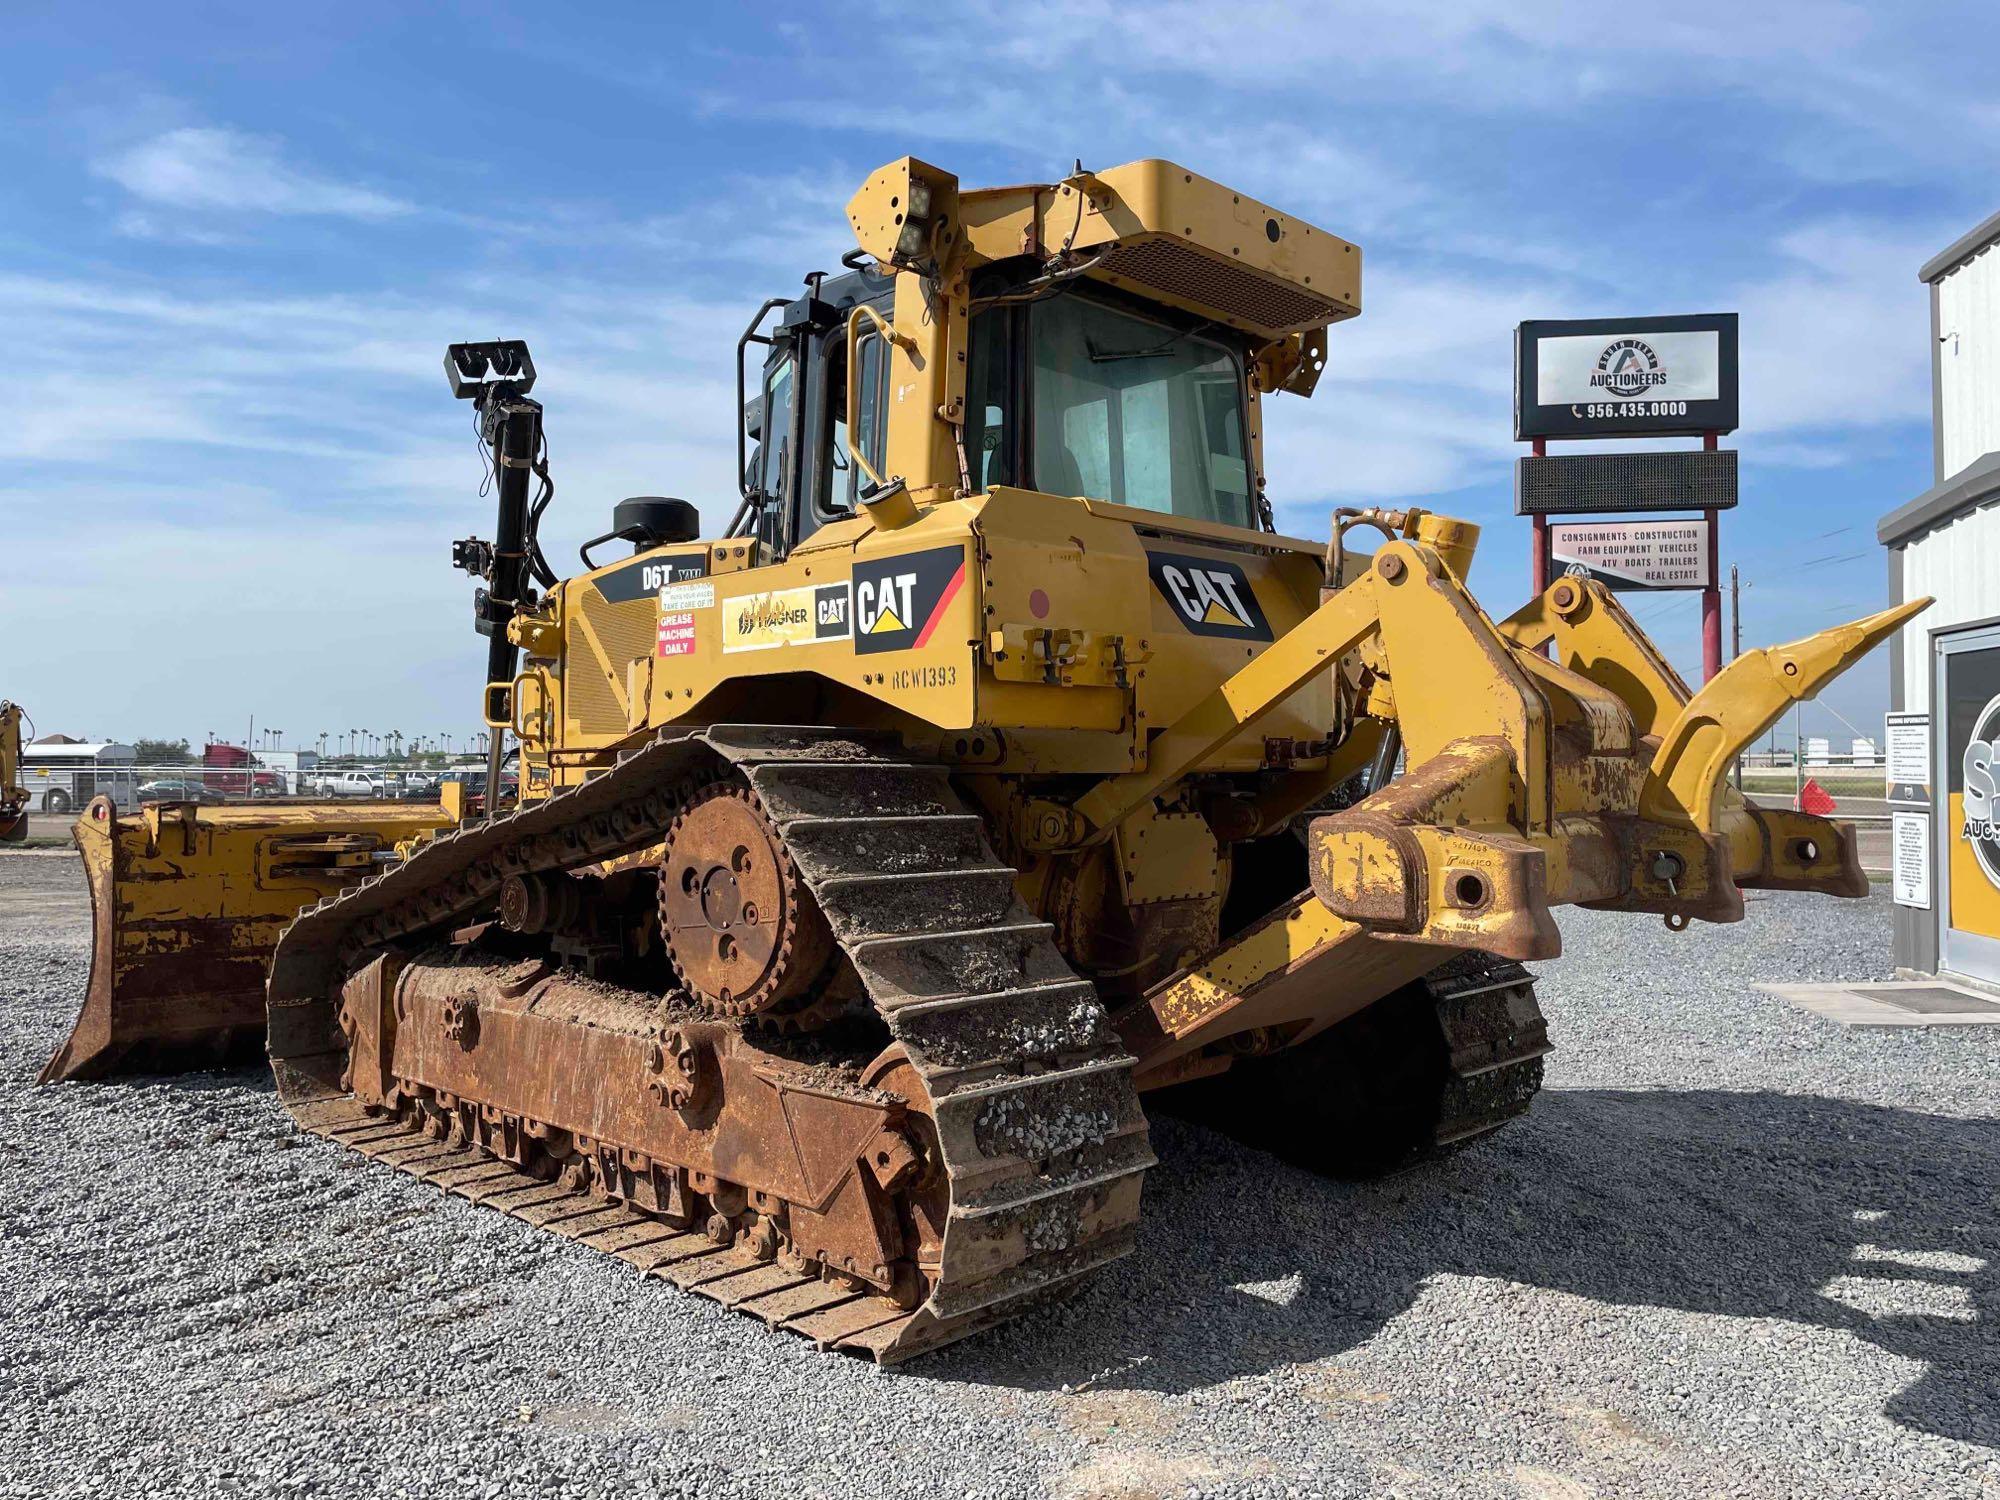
{"left": 931, "top": 1089, "right": 1999, "bottom": 1449}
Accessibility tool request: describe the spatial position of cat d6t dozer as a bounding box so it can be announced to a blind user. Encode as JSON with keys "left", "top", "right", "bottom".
{"left": 49, "top": 156, "right": 1923, "bottom": 1363}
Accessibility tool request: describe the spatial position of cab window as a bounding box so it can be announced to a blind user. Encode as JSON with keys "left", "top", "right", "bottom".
{"left": 1027, "top": 295, "right": 1252, "bottom": 526}
{"left": 753, "top": 353, "right": 795, "bottom": 555}
{"left": 819, "top": 327, "right": 888, "bottom": 520}
{"left": 963, "top": 307, "right": 1018, "bottom": 491}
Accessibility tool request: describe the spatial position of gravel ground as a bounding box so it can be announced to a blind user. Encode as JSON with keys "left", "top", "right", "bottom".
{"left": 1, "top": 852, "right": 1994, "bottom": 1499}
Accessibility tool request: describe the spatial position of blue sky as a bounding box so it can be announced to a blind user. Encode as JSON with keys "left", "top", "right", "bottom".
{"left": 3, "top": 2, "right": 1994, "bottom": 752}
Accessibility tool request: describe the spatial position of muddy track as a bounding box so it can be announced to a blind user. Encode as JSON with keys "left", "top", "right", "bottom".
{"left": 265, "top": 724, "right": 1154, "bottom": 1361}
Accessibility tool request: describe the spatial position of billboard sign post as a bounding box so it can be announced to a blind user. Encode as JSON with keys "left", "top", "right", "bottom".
{"left": 1513, "top": 313, "right": 1740, "bottom": 683}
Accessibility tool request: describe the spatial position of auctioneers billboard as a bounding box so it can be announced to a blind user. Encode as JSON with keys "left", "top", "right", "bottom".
{"left": 1515, "top": 313, "right": 1738, "bottom": 441}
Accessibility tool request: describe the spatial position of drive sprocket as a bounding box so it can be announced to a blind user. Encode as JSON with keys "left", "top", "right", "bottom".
{"left": 658, "top": 781, "right": 836, "bottom": 1026}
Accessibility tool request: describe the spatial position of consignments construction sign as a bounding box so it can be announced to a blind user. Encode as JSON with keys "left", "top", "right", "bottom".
{"left": 1547, "top": 519, "right": 1711, "bottom": 590}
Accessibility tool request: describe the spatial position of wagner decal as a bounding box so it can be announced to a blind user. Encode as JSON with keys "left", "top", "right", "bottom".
{"left": 593, "top": 552, "right": 708, "bottom": 603}
{"left": 853, "top": 547, "right": 967, "bottom": 655}
{"left": 1145, "top": 550, "right": 1273, "bottom": 641}
{"left": 722, "top": 581, "right": 853, "bottom": 653}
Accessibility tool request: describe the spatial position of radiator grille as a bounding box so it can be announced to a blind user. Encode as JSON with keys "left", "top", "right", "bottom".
{"left": 565, "top": 588, "right": 658, "bottom": 733}
{"left": 1095, "top": 238, "right": 1346, "bottom": 337}
{"left": 1514, "top": 450, "right": 1738, "bottom": 516}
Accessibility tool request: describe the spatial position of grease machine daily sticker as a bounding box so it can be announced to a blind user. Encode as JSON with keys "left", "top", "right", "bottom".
{"left": 1145, "top": 550, "right": 1273, "bottom": 641}
{"left": 656, "top": 614, "right": 697, "bottom": 657}
{"left": 852, "top": 547, "right": 968, "bottom": 655}
{"left": 722, "top": 581, "right": 853, "bottom": 653}
{"left": 652, "top": 581, "right": 714, "bottom": 658}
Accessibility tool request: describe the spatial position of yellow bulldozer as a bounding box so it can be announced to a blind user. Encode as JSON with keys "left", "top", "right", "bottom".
{"left": 43, "top": 156, "right": 1922, "bottom": 1362}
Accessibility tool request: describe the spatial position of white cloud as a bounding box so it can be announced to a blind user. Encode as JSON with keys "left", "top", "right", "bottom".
{"left": 0, "top": 259, "right": 767, "bottom": 744}
{"left": 1734, "top": 219, "right": 1937, "bottom": 435}
{"left": 93, "top": 127, "right": 413, "bottom": 219}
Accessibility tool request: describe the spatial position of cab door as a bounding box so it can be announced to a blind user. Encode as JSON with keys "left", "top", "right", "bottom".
{"left": 746, "top": 299, "right": 889, "bottom": 564}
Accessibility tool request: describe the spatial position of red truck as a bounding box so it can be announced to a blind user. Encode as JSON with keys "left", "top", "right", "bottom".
{"left": 201, "top": 742, "right": 284, "bottom": 798}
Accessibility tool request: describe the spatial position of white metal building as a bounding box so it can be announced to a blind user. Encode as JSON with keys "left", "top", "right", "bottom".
{"left": 1878, "top": 208, "right": 2000, "bottom": 984}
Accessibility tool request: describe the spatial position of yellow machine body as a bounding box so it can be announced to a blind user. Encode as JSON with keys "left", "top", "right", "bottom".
{"left": 46, "top": 149, "right": 1920, "bottom": 1252}
{"left": 39, "top": 151, "right": 1926, "bottom": 1364}
{"left": 526, "top": 487, "right": 1332, "bottom": 781}
{"left": 484, "top": 153, "right": 1918, "bottom": 1088}
{"left": 0, "top": 700, "right": 25, "bottom": 842}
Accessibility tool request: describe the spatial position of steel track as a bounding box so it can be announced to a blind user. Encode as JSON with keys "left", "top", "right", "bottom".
{"left": 266, "top": 725, "right": 1154, "bottom": 1362}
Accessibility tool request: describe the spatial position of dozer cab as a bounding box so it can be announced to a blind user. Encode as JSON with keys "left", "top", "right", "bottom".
{"left": 44, "top": 156, "right": 1923, "bottom": 1362}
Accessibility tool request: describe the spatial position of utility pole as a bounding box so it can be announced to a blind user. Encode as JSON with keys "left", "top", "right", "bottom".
{"left": 1793, "top": 700, "right": 1805, "bottom": 809}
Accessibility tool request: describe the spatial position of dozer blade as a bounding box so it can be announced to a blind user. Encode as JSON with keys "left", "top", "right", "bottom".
{"left": 41, "top": 796, "right": 453, "bottom": 1083}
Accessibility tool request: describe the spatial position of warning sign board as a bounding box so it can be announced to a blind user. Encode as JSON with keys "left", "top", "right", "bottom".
{"left": 1547, "top": 518, "right": 1711, "bottom": 591}
{"left": 1893, "top": 811, "right": 1932, "bottom": 910}
{"left": 1885, "top": 711, "right": 1930, "bottom": 807}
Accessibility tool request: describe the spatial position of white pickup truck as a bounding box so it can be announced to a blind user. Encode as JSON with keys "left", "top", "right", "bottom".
{"left": 310, "top": 771, "right": 386, "bottom": 798}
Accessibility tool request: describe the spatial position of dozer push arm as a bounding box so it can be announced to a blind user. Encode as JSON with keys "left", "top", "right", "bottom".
{"left": 1071, "top": 576, "right": 1381, "bottom": 837}
{"left": 1111, "top": 535, "right": 1922, "bottom": 1081}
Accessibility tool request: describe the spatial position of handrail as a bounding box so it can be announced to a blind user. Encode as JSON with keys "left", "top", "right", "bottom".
{"left": 730, "top": 296, "right": 790, "bottom": 536}
{"left": 844, "top": 304, "right": 902, "bottom": 490}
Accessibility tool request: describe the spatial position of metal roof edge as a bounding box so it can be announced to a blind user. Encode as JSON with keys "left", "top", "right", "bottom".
{"left": 1879, "top": 448, "right": 2000, "bottom": 545}
{"left": 1919, "top": 206, "right": 2000, "bottom": 284}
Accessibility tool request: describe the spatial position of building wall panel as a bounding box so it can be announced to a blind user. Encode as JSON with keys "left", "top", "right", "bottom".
{"left": 1938, "top": 244, "right": 2000, "bottom": 479}
{"left": 1898, "top": 498, "right": 2000, "bottom": 716}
